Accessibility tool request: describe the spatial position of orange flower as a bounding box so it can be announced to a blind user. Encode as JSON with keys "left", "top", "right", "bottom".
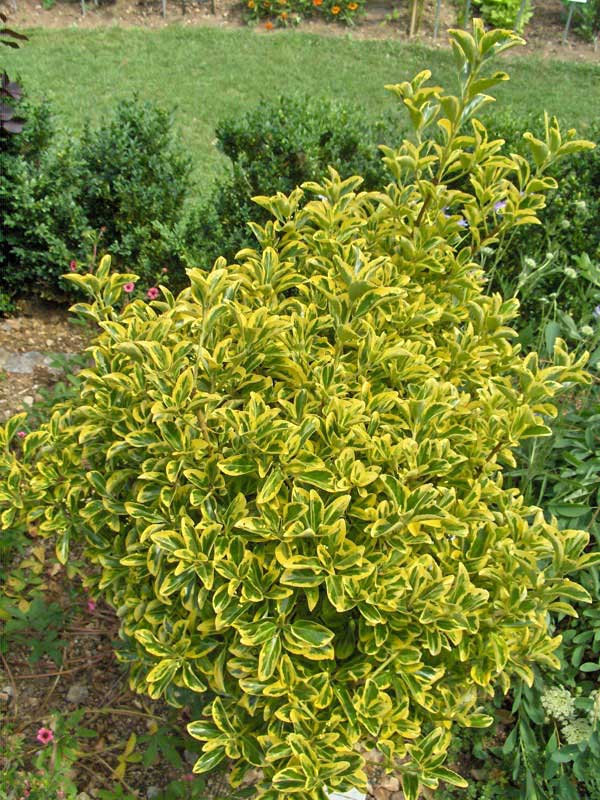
{"left": 265, "top": 20, "right": 274, "bottom": 29}
{"left": 247, "top": 0, "right": 255, "bottom": 6}
{"left": 331, "top": 4, "right": 341, "bottom": 12}
{"left": 280, "top": 10, "right": 288, "bottom": 17}
{"left": 313, "top": 0, "right": 323, "bottom": 5}
{"left": 348, "top": 1, "right": 358, "bottom": 8}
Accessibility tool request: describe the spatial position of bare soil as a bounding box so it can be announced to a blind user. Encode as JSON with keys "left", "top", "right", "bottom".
{"left": 0, "top": 299, "right": 90, "bottom": 422}
{"left": 2, "top": 0, "right": 599, "bottom": 62}
{"left": 0, "top": 552, "right": 231, "bottom": 797}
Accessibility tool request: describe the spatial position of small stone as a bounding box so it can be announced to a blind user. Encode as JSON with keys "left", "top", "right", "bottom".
{"left": 379, "top": 776, "right": 400, "bottom": 792}
{"left": 365, "top": 748, "right": 385, "bottom": 765}
{"left": 326, "top": 790, "right": 365, "bottom": 800}
{"left": 0, "top": 685, "right": 14, "bottom": 704}
{"left": 146, "top": 787, "right": 161, "bottom": 800}
{"left": 373, "top": 789, "right": 389, "bottom": 800}
{"left": 390, "top": 793, "right": 405, "bottom": 800}
{"left": 22, "top": 395, "right": 34, "bottom": 407}
{"left": 240, "top": 768, "right": 263, "bottom": 787}
{"left": 77, "top": 794, "right": 92, "bottom": 800}
{"left": 66, "top": 683, "right": 89, "bottom": 704}
{"left": 183, "top": 748, "right": 197, "bottom": 765}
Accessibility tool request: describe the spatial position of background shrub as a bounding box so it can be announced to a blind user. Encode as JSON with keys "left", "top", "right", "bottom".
{"left": 0, "top": 93, "right": 194, "bottom": 304}
{"left": 184, "top": 94, "right": 399, "bottom": 268}
{"left": 76, "top": 96, "right": 193, "bottom": 289}
{"left": 0, "top": 98, "right": 88, "bottom": 299}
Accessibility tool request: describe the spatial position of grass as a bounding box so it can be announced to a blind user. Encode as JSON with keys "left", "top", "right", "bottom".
{"left": 4, "top": 26, "right": 600, "bottom": 187}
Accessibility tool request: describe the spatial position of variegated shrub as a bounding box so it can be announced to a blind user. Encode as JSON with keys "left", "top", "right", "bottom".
{"left": 1, "top": 22, "right": 598, "bottom": 800}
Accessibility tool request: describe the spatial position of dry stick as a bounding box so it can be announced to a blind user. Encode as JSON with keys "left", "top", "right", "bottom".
{"left": 77, "top": 759, "right": 123, "bottom": 794}
{"left": 0, "top": 651, "right": 19, "bottom": 717}
{"left": 409, "top": 0, "right": 418, "bottom": 37}
{"left": 38, "top": 645, "right": 69, "bottom": 718}
{"left": 65, "top": 627, "right": 117, "bottom": 635}
{"left": 9, "top": 653, "right": 111, "bottom": 667}
{"left": 94, "top": 753, "right": 138, "bottom": 795}
{"left": 81, "top": 706, "right": 166, "bottom": 722}
{"left": 12, "top": 652, "right": 110, "bottom": 680}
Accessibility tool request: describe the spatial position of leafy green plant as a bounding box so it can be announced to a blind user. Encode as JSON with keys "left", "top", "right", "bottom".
{"left": 0, "top": 596, "right": 69, "bottom": 665}
{"left": 474, "top": 0, "right": 533, "bottom": 32}
{"left": 473, "top": 114, "right": 600, "bottom": 361}
{"left": 1, "top": 22, "right": 598, "bottom": 800}
{"left": 562, "top": 0, "right": 600, "bottom": 42}
{"left": 0, "top": 291, "right": 16, "bottom": 316}
{"left": 435, "top": 374, "right": 600, "bottom": 800}
{"left": 0, "top": 712, "right": 94, "bottom": 800}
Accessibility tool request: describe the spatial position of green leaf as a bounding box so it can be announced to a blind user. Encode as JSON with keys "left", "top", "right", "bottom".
{"left": 192, "top": 746, "right": 227, "bottom": 774}
{"left": 401, "top": 772, "right": 421, "bottom": 800}
{"left": 257, "top": 467, "right": 285, "bottom": 504}
{"left": 187, "top": 720, "right": 220, "bottom": 741}
{"left": 429, "top": 766, "right": 468, "bottom": 788}
{"left": 55, "top": 530, "right": 70, "bottom": 565}
{"left": 353, "top": 287, "right": 404, "bottom": 319}
{"left": 258, "top": 634, "right": 282, "bottom": 681}
{"left": 172, "top": 367, "right": 195, "bottom": 406}
{"left": 286, "top": 620, "right": 335, "bottom": 648}
{"left": 218, "top": 455, "right": 256, "bottom": 476}
{"left": 272, "top": 766, "right": 308, "bottom": 791}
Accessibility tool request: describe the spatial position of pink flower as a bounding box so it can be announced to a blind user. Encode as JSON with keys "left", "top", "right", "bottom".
{"left": 146, "top": 287, "right": 160, "bottom": 300}
{"left": 123, "top": 282, "right": 136, "bottom": 293}
{"left": 69, "top": 260, "right": 77, "bottom": 272}
{"left": 17, "top": 430, "right": 26, "bottom": 438}
{"left": 161, "top": 267, "right": 168, "bottom": 274}
{"left": 36, "top": 727, "right": 54, "bottom": 745}
{"left": 87, "top": 599, "right": 97, "bottom": 613}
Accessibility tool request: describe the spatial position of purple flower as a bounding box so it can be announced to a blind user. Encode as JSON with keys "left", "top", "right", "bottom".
{"left": 36, "top": 728, "right": 54, "bottom": 745}
{"left": 494, "top": 200, "right": 507, "bottom": 214}
{"left": 593, "top": 305, "right": 600, "bottom": 320}
{"left": 457, "top": 218, "right": 468, "bottom": 229}
{"left": 87, "top": 599, "right": 97, "bottom": 613}
{"left": 147, "top": 287, "right": 160, "bottom": 300}
{"left": 123, "top": 282, "right": 135, "bottom": 294}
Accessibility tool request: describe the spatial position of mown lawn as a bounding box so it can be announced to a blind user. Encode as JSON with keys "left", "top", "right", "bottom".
{"left": 5, "top": 26, "right": 600, "bottom": 186}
